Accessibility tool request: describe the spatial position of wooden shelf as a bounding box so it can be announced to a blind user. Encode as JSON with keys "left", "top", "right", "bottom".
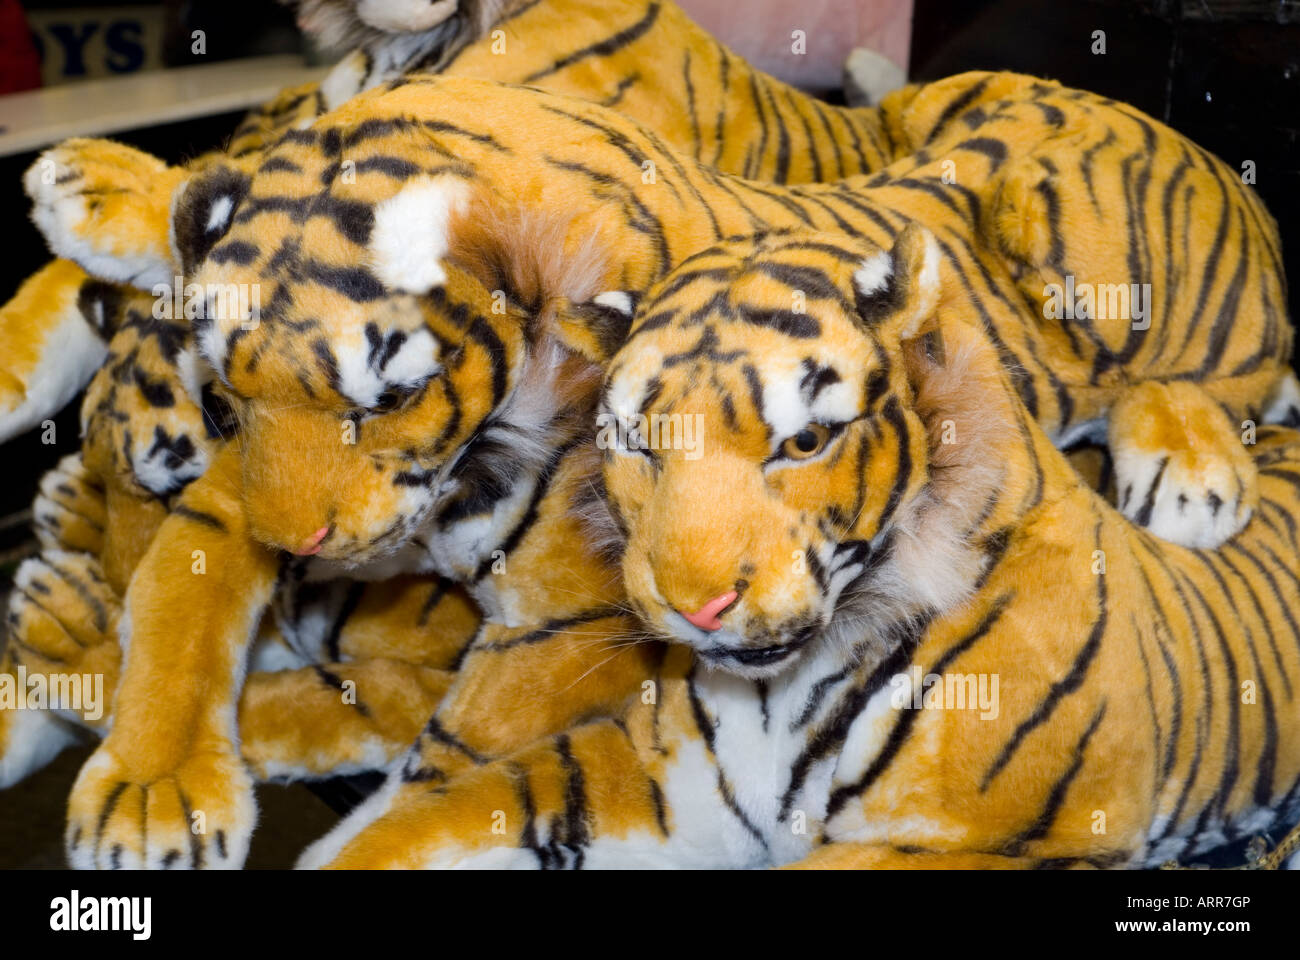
{"left": 0, "top": 55, "right": 328, "bottom": 157}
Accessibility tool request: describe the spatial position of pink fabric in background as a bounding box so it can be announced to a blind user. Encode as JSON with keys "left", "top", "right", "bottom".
{"left": 677, "top": 0, "right": 912, "bottom": 91}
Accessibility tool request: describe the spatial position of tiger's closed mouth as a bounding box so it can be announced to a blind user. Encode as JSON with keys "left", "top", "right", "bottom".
{"left": 699, "top": 625, "right": 817, "bottom": 669}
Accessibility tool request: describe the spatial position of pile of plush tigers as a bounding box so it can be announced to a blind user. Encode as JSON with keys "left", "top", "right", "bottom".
{"left": 1, "top": 0, "right": 1298, "bottom": 870}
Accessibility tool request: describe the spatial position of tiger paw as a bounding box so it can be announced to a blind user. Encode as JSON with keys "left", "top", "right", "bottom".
{"left": 7, "top": 550, "right": 121, "bottom": 679}
{"left": 23, "top": 139, "right": 186, "bottom": 288}
{"left": 81, "top": 307, "right": 214, "bottom": 500}
{"left": 32, "top": 454, "right": 107, "bottom": 556}
{"left": 1110, "top": 381, "right": 1257, "bottom": 548}
{"left": 66, "top": 743, "right": 255, "bottom": 869}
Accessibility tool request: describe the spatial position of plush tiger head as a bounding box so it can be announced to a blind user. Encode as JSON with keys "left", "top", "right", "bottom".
{"left": 162, "top": 129, "right": 624, "bottom": 567}
{"left": 594, "top": 227, "right": 1023, "bottom": 678}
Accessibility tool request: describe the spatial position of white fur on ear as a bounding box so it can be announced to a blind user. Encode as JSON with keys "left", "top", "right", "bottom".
{"left": 593, "top": 291, "right": 635, "bottom": 317}
{"left": 369, "top": 175, "right": 469, "bottom": 295}
{"left": 853, "top": 251, "right": 892, "bottom": 297}
{"left": 357, "top": 0, "right": 458, "bottom": 32}
{"left": 853, "top": 229, "right": 942, "bottom": 341}
{"left": 903, "top": 231, "right": 943, "bottom": 339}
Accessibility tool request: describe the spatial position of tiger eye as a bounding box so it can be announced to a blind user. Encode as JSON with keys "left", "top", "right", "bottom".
{"left": 782, "top": 424, "right": 831, "bottom": 460}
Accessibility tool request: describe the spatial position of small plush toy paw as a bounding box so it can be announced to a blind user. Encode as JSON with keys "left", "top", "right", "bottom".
{"left": 32, "top": 453, "right": 107, "bottom": 556}
{"left": 24, "top": 139, "right": 186, "bottom": 289}
{"left": 1110, "top": 381, "right": 1257, "bottom": 548}
{"left": 66, "top": 742, "right": 255, "bottom": 869}
{"left": 0, "top": 550, "right": 120, "bottom": 787}
{"left": 81, "top": 304, "right": 215, "bottom": 500}
{"left": 6, "top": 550, "right": 121, "bottom": 682}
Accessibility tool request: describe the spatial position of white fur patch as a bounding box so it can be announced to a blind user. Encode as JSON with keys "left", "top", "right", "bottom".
{"left": 0, "top": 697, "right": 82, "bottom": 789}
{"left": 320, "top": 49, "right": 369, "bottom": 111}
{"left": 1263, "top": 371, "right": 1300, "bottom": 426}
{"left": 205, "top": 195, "right": 233, "bottom": 234}
{"left": 357, "top": 0, "right": 457, "bottom": 32}
{"left": 336, "top": 325, "right": 440, "bottom": 407}
{"left": 760, "top": 355, "right": 813, "bottom": 439}
{"left": 296, "top": 762, "right": 406, "bottom": 868}
{"left": 0, "top": 295, "right": 107, "bottom": 444}
{"left": 900, "top": 232, "right": 942, "bottom": 339}
{"left": 368, "top": 176, "right": 469, "bottom": 294}
{"left": 594, "top": 291, "right": 635, "bottom": 317}
{"left": 853, "top": 251, "right": 892, "bottom": 297}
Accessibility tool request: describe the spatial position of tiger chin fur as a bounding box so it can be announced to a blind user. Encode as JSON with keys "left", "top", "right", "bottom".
{"left": 303, "top": 226, "right": 1300, "bottom": 870}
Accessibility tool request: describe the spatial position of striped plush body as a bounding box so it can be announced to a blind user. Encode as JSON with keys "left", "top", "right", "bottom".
{"left": 305, "top": 227, "right": 1300, "bottom": 869}
{"left": 5, "top": 70, "right": 1292, "bottom": 868}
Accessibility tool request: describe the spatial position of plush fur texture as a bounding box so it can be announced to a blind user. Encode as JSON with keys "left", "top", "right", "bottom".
{"left": 0, "top": 0, "right": 903, "bottom": 819}
{"left": 5, "top": 69, "right": 1293, "bottom": 868}
{"left": 302, "top": 227, "right": 1300, "bottom": 869}
{"left": 0, "top": 0, "right": 902, "bottom": 448}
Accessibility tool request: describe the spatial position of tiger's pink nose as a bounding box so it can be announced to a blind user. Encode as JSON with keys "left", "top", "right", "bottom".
{"left": 680, "top": 591, "right": 739, "bottom": 631}
{"left": 294, "top": 526, "right": 331, "bottom": 556}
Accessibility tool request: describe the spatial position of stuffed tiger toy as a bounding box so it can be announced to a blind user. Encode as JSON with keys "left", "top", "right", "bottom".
{"left": 1, "top": 0, "right": 904, "bottom": 812}
{"left": 0, "top": 0, "right": 900, "bottom": 446}
{"left": 0, "top": 455, "right": 484, "bottom": 794}
{"left": 298, "top": 225, "right": 1300, "bottom": 870}
{"left": 0, "top": 280, "right": 487, "bottom": 793}
{"left": 10, "top": 69, "right": 1290, "bottom": 870}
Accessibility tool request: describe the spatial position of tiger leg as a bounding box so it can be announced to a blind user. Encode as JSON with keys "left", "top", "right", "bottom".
{"left": 0, "top": 550, "right": 120, "bottom": 787}
{"left": 1109, "top": 381, "right": 1257, "bottom": 548}
{"left": 0, "top": 260, "right": 110, "bottom": 443}
{"left": 297, "top": 719, "right": 675, "bottom": 870}
{"left": 239, "top": 659, "right": 454, "bottom": 782}
{"left": 65, "top": 444, "right": 278, "bottom": 870}
{"left": 3, "top": 572, "right": 456, "bottom": 787}
{"left": 786, "top": 845, "right": 1089, "bottom": 869}
{"left": 24, "top": 140, "right": 188, "bottom": 289}
{"left": 238, "top": 574, "right": 480, "bottom": 779}
{"left": 295, "top": 611, "right": 661, "bottom": 868}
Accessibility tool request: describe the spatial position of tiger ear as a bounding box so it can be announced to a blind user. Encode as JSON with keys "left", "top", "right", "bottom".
{"left": 551, "top": 291, "right": 638, "bottom": 366}
{"left": 369, "top": 175, "right": 471, "bottom": 295}
{"left": 168, "top": 165, "right": 252, "bottom": 276}
{"left": 852, "top": 223, "right": 942, "bottom": 347}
